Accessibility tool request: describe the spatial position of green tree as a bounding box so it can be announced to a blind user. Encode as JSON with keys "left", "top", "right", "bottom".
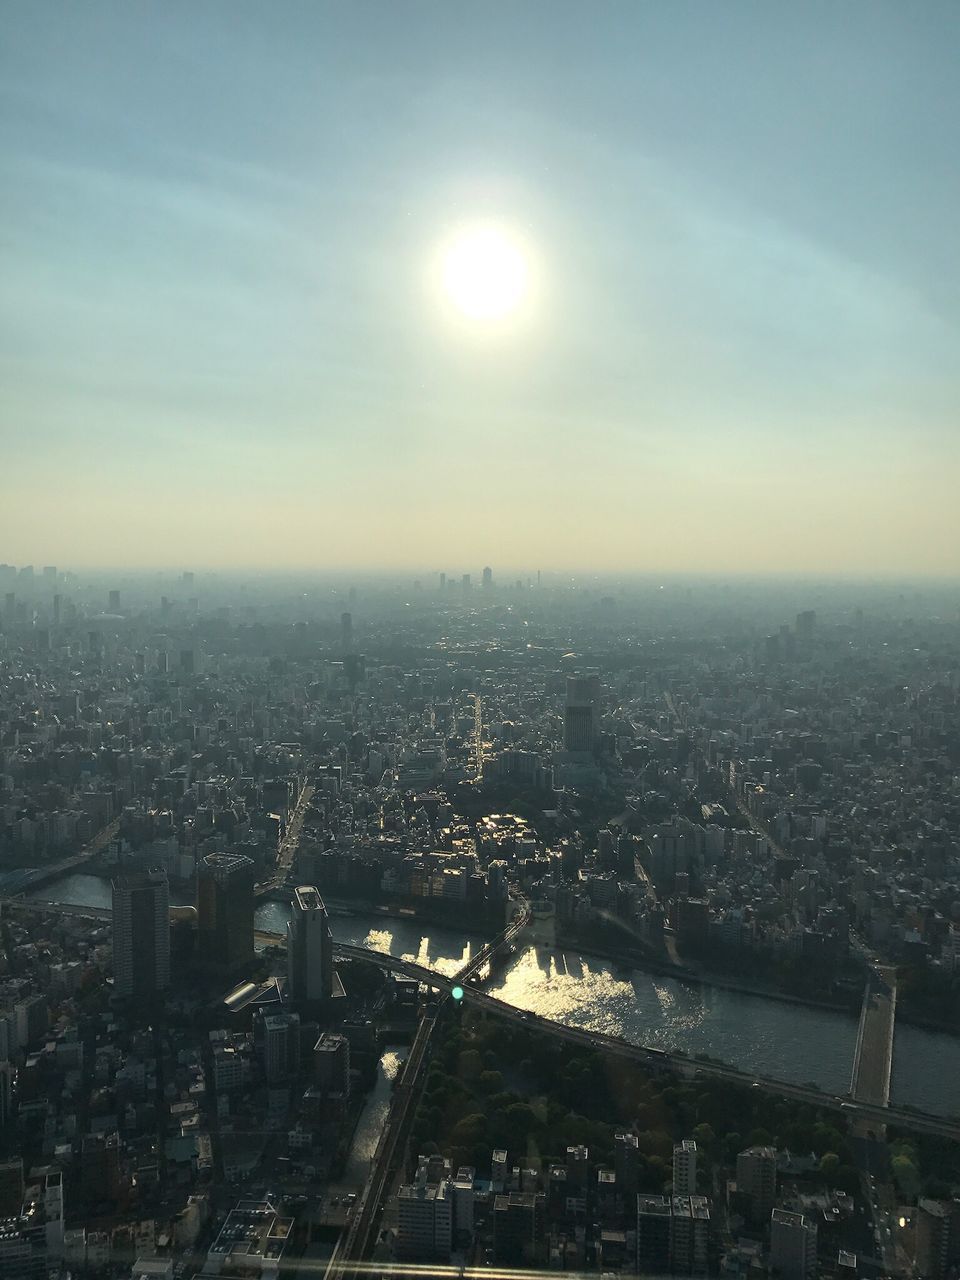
{"left": 458, "top": 1049, "right": 483, "bottom": 1081}
{"left": 692, "top": 1123, "right": 716, "bottom": 1151}
{"left": 452, "top": 1113, "right": 487, "bottom": 1146}
{"left": 891, "top": 1154, "right": 921, "bottom": 1198}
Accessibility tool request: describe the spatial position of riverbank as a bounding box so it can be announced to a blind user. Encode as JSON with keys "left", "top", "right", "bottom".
{"left": 554, "top": 931, "right": 862, "bottom": 1018}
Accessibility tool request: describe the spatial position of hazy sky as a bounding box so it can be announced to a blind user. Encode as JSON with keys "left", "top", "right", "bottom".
{"left": 2, "top": 2, "right": 959, "bottom": 574}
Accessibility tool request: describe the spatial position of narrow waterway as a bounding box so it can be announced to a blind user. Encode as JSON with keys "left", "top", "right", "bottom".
{"left": 28, "top": 874, "right": 960, "bottom": 1116}
{"left": 340, "top": 1045, "right": 407, "bottom": 1188}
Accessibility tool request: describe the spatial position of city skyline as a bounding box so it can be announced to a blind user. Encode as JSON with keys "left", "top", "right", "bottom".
{"left": 3, "top": 3, "right": 960, "bottom": 574}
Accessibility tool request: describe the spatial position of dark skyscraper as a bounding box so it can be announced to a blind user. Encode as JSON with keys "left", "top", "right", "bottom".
{"left": 482, "top": 566, "right": 492, "bottom": 589}
{"left": 197, "top": 852, "right": 256, "bottom": 970}
{"left": 341, "top": 610, "right": 353, "bottom": 652}
{"left": 563, "top": 674, "right": 600, "bottom": 754}
{"left": 287, "top": 886, "right": 333, "bottom": 1003}
{"left": 112, "top": 869, "right": 170, "bottom": 999}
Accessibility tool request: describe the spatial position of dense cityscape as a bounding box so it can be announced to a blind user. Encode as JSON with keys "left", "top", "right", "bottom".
{"left": 0, "top": 564, "right": 957, "bottom": 1280}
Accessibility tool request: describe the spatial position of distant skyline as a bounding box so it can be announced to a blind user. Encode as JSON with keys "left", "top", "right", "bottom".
{"left": 2, "top": 2, "right": 959, "bottom": 574}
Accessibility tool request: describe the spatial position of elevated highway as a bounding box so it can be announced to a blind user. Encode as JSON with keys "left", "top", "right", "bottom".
{"left": 326, "top": 944, "right": 959, "bottom": 1143}
{"left": 8, "top": 897, "right": 958, "bottom": 1143}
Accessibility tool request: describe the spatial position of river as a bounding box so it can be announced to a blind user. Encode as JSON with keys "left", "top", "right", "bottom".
{"left": 29, "top": 874, "right": 960, "bottom": 1116}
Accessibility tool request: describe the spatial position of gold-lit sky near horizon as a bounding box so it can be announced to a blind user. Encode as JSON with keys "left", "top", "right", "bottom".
{"left": 2, "top": 3, "right": 959, "bottom": 576}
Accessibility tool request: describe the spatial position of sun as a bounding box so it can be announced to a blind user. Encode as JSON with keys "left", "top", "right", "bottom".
{"left": 440, "top": 225, "right": 530, "bottom": 322}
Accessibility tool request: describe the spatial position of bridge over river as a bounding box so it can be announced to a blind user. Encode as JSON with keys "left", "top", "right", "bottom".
{"left": 5, "top": 895, "right": 954, "bottom": 1143}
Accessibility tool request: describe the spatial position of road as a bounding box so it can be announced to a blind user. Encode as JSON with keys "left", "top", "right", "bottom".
{"left": 851, "top": 965, "right": 898, "bottom": 1109}
{"left": 472, "top": 693, "right": 483, "bottom": 781}
{"left": 0, "top": 815, "right": 121, "bottom": 895}
{"left": 254, "top": 780, "right": 315, "bottom": 897}
{"left": 321, "top": 944, "right": 960, "bottom": 1144}
{"left": 7, "top": 897, "right": 958, "bottom": 1145}
{"left": 320, "top": 901, "right": 529, "bottom": 1279}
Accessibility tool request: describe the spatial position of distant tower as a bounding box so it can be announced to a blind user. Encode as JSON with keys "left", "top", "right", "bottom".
{"left": 482, "top": 566, "right": 493, "bottom": 589}
{"left": 439, "top": 572, "right": 446, "bottom": 591}
{"left": 795, "top": 610, "right": 816, "bottom": 639}
{"left": 197, "top": 853, "right": 256, "bottom": 970}
{"left": 287, "top": 886, "right": 333, "bottom": 1002}
{"left": 462, "top": 573, "right": 471, "bottom": 590}
{"left": 108, "top": 589, "right": 120, "bottom": 611}
{"left": 563, "top": 674, "right": 601, "bottom": 754}
{"left": 341, "top": 611, "right": 353, "bottom": 652}
{"left": 112, "top": 869, "right": 170, "bottom": 999}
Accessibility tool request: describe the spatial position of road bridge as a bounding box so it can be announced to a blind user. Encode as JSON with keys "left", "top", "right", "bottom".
{"left": 1, "top": 897, "right": 112, "bottom": 923}
{"left": 325, "top": 944, "right": 960, "bottom": 1143}
{"left": 851, "top": 964, "right": 898, "bottom": 1109}
{"left": 7, "top": 897, "right": 957, "bottom": 1143}
{"left": 0, "top": 817, "right": 121, "bottom": 896}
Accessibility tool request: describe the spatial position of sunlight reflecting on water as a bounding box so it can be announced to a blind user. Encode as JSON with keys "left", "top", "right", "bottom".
{"left": 380, "top": 1050, "right": 403, "bottom": 1081}
{"left": 485, "top": 945, "right": 858, "bottom": 1093}
{"left": 29, "top": 877, "right": 960, "bottom": 1114}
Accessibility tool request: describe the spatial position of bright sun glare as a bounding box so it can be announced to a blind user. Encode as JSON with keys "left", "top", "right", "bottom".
{"left": 441, "top": 225, "right": 530, "bottom": 322}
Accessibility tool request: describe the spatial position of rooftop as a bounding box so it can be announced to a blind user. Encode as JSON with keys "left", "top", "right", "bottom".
{"left": 209, "top": 1200, "right": 292, "bottom": 1264}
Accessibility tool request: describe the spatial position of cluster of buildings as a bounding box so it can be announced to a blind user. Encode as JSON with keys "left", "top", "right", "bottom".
{"left": 0, "top": 567, "right": 957, "bottom": 1276}
{"left": 392, "top": 1137, "right": 874, "bottom": 1280}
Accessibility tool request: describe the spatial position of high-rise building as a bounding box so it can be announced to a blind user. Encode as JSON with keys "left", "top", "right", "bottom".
{"left": 313, "top": 1032, "right": 350, "bottom": 1096}
{"left": 197, "top": 853, "right": 256, "bottom": 970}
{"left": 770, "top": 1209, "right": 817, "bottom": 1280}
{"left": 916, "top": 1199, "right": 960, "bottom": 1280}
{"left": 482, "top": 566, "right": 492, "bottom": 589}
{"left": 261, "top": 1012, "right": 300, "bottom": 1083}
{"left": 108, "top": 589, "right": 120, "bottom": 611}
{"left": 614, "top": 1132, "right": 639, "bottom": 1199}
{"left": 563, "top": 674, "right": 601, "bottom": 754}
{"left": 111, "top": 870, "right": 170, "bottom": 999}
{"left": 0, "top": 1158, "right": 24, "bottom": 1215}
{"left": 340, "top": 611, "right": 353, "bottom": 652}
{"left": 492, "top": 1191, "right": 544, "bottom": 1265}
{"left": 637, "top": 1195, "right": 673, "bottom": 1275}
{"left": 397, "top": 1161, "right": 453, "bottom": 1261}
{"left": 0, "top": 1063, "right": 15, "bottom": 1131}
{"left": 287, "top": 886, "right": 333, "bottom": 1003}
{"left": 673, "top": 1139, "right": 697, "bottom": 1195}
{"left": 450, "top": 1168, "right": 476, "bottom": 1240}
{"left": 736, "top": 1146, "right": 777, "bottom": 1224}
{"left": 671, "top": 1195, "right": 710, "bottom": 1276}
{"left": 795, "top": 609, "right": 816, "bottom": 639}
